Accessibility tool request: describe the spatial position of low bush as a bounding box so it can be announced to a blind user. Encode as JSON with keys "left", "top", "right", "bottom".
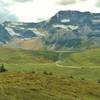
{"left": 43, "top": 71, "right": 53, "bottom": 75}
{"left": 0, "top": 64, "right": 7, "bottom": 72}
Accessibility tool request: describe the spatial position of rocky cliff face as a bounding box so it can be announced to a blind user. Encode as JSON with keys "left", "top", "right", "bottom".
{"left": 44, "top": 11, "right": 100, "bottom": 50}
{"left": 0, "top": 24, "right": 11, "bottom": 43}
{"left": 0, "top": 11, "right": 100, "bottom": 50}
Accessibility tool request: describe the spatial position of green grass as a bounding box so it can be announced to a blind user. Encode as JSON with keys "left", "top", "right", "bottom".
{"left": 0, "top": 47, "right": 100, "bottom": 81}
{"left": 0, "top": 47, "right": 59, "bottom": 65}
{"left": 0, "top": 47, "right": 99, "bottom": 80}
{"left": 61, "top": 48, "right": 100, "bottom": 67}
{"left": 0, "top": 47, "right": 100, "bottom": 99}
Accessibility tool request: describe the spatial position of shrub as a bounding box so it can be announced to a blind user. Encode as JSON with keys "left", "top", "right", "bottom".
{"left": 81, "top": 78, "right": 85, "bottom": 80}
{"left": 31, "top": 71, "right": 35, "bottom": 74}
{"left": 43, "top": 71, "right": 53, "bottom": 75}
{"left": 69, "top": 75, "right": 74, "bottom": 79}
{"left": 43, "top": 71, "right": 48, "bottom": 75}
{"left": 97, "top": 79, "right": 100, "bottom": 83}
{"left": 0, "top": 64, "right": 7, "bottom": 72}
{"left": 49, "top": 72, "right": 53, "bottom": 75}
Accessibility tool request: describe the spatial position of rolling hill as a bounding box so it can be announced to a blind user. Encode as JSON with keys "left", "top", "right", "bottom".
{"left": 61, "top": 48, "right": 100, "bottom": 66}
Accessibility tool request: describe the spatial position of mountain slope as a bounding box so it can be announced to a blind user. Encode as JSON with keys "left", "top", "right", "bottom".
{"left": 0, "top": 24, "right": 11, "bottom": 43}
{"left": 0, "top": 11, "right": 100, "bottom": 50}
{"left": 44, "top": 11, "right": 100, "bottom": 50}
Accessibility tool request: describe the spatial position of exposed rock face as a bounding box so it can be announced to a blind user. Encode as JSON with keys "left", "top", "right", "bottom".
{"left": 0, "top": 11, "right": 100, "bottom": 50}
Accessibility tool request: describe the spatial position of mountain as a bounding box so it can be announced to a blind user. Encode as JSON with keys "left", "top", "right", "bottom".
{"left": 0, "top": 10, "right": 100, "bottom": 50}
{"left": 44, "top": 11, "right": 100, "bottom": 50}
{"left": 0, "top": 24, "right": 11, "bottom": 43}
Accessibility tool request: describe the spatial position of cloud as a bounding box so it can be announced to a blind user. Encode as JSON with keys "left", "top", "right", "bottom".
{"left": 0, "top": 0, "right": 33, "bottom": 23}
{"left": 80, "top": 0, "right": 88, "bottom": 1}
{"left": 56, "top": 0, "right": 89, "bottom": 5}
{"left": 56, "top": 0, "right": 76, "bottom": 5}
{"left": 37, "top": 17, "right": 45, "bottom": 22}
{"left": 96, "top": 0, "right": 100, "bottom": 7}
{"left": 0, "top": 6, "right": 18, "bottom": 23}
{"left": 13, "top": 0, "right": 33, "bottom": 3}
{"left": 0, "top": 0, "right": 33, "bottom": 6}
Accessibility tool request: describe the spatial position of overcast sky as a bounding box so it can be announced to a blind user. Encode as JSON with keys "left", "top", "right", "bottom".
{"left": 0, "top": 0, "right": 100, "bottom": 23}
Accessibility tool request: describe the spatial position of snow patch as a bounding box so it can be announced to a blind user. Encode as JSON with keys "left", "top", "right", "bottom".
{"left": 92, "top": 19, "right": 100, "bottom": 23}
{"left": 53, "top": 24, "right": 78, "bottom": 30}
{"left": 61, "top": 19, "right": 70, "bottom": 23}
{"left": 32, "top": 28, "right": 45, "bottom": 36}
{"left": 5, "top": 27, "right": 20, "bottom": 36}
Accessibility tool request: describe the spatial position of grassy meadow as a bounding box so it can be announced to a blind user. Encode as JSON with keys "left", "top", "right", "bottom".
{"left": 0, "top": 47, "right": 100, "bottom": 99}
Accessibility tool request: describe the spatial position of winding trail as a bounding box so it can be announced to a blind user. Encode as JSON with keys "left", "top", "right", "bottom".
{"left": 30, "top": 61, "right": 100, "bottom": 69}
{"left": 55, "top": 61, "right": 100, "bottom": 69}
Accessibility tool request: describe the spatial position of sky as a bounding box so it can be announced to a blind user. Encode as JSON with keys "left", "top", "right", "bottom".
{"left": 0, "top": 0, "right": 100, "bottom": 23}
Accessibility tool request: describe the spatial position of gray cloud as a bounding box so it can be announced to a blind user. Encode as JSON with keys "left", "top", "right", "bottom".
{"left": 0, "top": 6, "right": 18, "bottom": 23}
{"left": 0, "top": 0, "right": 33, "bottom": 23}
{"left": 13, "top": 0, "right": 33, "bottom": 3}
{"left": 56, "top": 0, "right": 88, "bottom": 5}
{"left": 0, "top": 0, "right": 33, "bottom": 6}
{"left": 37, "top": 17, "right": 45, "bottom": 22}
{"left": 56, "top": 0, "right": 76, "bottom": 5}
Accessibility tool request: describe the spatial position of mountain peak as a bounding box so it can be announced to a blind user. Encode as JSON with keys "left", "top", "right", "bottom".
{"left": 0, "top": 10, "right": 100, "bottom": 50}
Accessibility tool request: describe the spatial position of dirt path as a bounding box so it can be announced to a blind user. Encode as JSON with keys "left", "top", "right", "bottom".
{"left": 56, "top": 61, "right": 100, "bottom": 69}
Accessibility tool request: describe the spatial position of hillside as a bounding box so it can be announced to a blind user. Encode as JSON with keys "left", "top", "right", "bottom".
{"left": 0, "top": 47, "right": 59, "bottom": 64}
{"left": 0, "top": 47, "right": 99, "bottom": 80}
{"left": 0, "top": 47, "right": 99, "bottom": 99}
{"left": 0, "top": 72, "right": 100, "bottom": 100}
{"left": 61, "top": 48, "right": 100, "bottom": 66}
